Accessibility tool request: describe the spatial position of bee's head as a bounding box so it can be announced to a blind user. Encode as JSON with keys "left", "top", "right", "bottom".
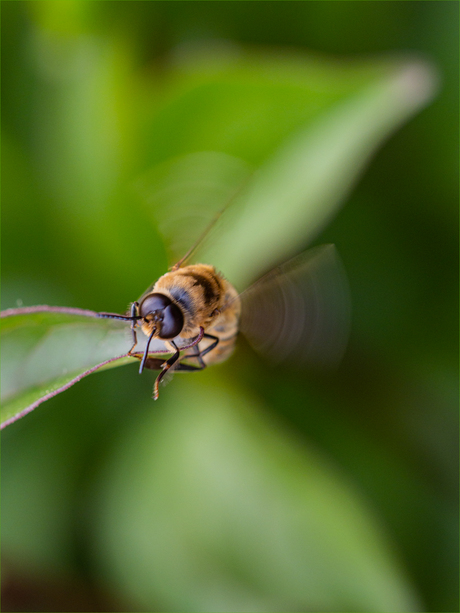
{"left": 138, "top": 293, "right": 184, "bottom": 339}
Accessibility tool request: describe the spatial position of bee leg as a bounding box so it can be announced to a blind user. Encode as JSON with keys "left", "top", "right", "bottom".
{"left": 199, "top": 333, "right": 219, "bottom": 358}
{"left": 182, "top": 343, "right": 206, "bottom": 369}
{"left": 177, "top": 327, "right": 205, "bottom": 351}
{"left": 180, "top": 332, "right": 219, "bottom": 370}
{"left": 164, "top": 332, "right": 221, "bottom": 374}
{"left": 137, "top": 357, "right": 164, "bottom": 370}
{"left": 169, "top": 326, "right": 206, "bottom": 368}
{"left": 128, "top": 302, "right": 140, "bottom": 354}
{"left": 153, "top": 340, "right": 181, "bottom": 400}
{"left": 174, "top": 362, "right": 205, "bottom": 372}
{"left": 183, "top": 332, "right": 220, "bottom": 370}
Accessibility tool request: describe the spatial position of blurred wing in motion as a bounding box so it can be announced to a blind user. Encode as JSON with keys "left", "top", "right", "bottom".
{"left": 134, "top": 151, "right": 253, "bottom": 266}
{"left": 240, "top": 245, "right": 351, "bottom": 369}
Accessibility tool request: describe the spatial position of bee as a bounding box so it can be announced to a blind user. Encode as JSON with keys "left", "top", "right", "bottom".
{"left": 98, "top": 248, "right": 241, "bottom": 399}
{"left": 98, "top": 237, "right": 349, "bottom": 400}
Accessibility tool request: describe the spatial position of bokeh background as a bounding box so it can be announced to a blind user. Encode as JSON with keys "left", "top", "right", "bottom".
{"left": 2, "top": 2, "right": 458, "bottom": 612}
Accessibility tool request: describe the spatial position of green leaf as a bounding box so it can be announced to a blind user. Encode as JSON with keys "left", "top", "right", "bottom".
{"left": 93, "top": 375, "right": 421, "bottom": 612}
{"left": 137, "top": 55, "right": 437, "bottom": 289}
{"left": 0, "top": 307, "right": 136, "bottom": 428}
{"left": 198, "top": 60, "right": 438, "bottom": 287}
{"left": 1, "top": 55, "right": 437, "bottom": 429}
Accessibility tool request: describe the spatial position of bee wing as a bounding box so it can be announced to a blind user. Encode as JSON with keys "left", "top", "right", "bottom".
{"left": 134, "top": 151, "right": 252, "bottom": 267}
{"left": 239, "top": 245, "right": 351, "bottom": 369}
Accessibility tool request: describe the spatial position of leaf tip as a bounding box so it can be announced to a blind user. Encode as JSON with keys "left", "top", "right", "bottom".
{"left": 393, "top": 57, "right": 440, "bottom": 111}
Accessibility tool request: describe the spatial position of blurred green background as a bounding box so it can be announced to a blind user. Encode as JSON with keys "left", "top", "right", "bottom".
{"left": 1, "top": 2, "right": 458, "bottom": 612}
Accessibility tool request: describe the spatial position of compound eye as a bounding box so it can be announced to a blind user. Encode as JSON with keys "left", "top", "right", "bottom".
{"left": 160, "top": 302, "right": 184, "bottom": 339}
{"left": 139, "top": 293, "right": 171, "bottom": 318}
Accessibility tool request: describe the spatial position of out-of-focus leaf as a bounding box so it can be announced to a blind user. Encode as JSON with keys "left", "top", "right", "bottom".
{"left": 144, "top": 48, "right": 401, "bottom": 169}
{"left": 93, "top": 376, "right": 420, "bottom": 613}
{"left": 136, "top": 55, "right": 437, "bottom": 289}
{"left": 199, "top": 60, "right": 437, "bottom": 287}
{"left": 0, "top": 307, "right": 140, "bottom": 428}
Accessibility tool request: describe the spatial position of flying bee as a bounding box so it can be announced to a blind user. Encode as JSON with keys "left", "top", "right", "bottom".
{"left": 99, "top": 262, "right": 240, "bottom": 400}
{"left": 98, "top": 238, "right": 349, "bottom": 400}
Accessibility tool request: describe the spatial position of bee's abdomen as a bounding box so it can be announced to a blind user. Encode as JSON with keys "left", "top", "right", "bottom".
{"left": 200, "top": 283, "right": 241, "bottom": 366}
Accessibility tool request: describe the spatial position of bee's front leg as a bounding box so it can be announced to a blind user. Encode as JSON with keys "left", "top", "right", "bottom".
{"left": 180, "top": 332, "right": 219, "bottom": 370}
{"left": 200, "top": 333, "right": 219, "bottom": 357}
{"left": 153, "top": 340, "right": 181, "bottom": 400}
{"left": 128, "top": 301, "right": 140, "bottom": 354}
